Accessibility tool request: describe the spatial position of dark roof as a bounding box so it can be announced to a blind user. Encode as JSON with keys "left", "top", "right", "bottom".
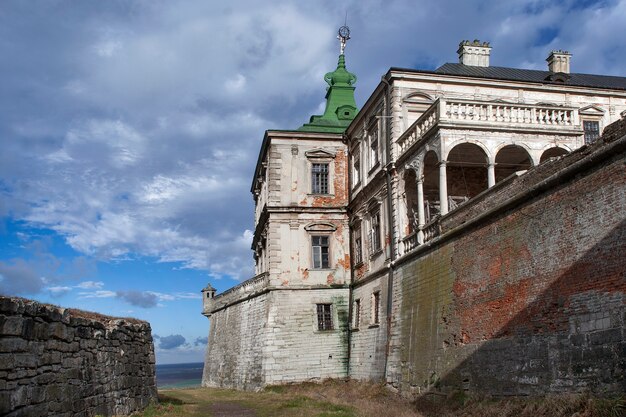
{"left": 415, "top": 63, "right": 626, "bottom": 91}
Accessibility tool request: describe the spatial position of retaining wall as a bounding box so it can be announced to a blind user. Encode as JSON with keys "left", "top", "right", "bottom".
{"left": 386, "top": 133, "right": 626, "bottom": 396}
{"left": 0, "top": 297, "right": 157, "bottom": 416}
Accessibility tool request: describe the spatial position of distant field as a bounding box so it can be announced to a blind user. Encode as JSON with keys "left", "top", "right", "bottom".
{"left": 135, "top": 379, "right": 624, "bottom": 417}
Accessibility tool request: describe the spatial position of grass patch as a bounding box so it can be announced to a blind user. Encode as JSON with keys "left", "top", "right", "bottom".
{"left": 131, "top": 382, "right": 625, "bottom": 417}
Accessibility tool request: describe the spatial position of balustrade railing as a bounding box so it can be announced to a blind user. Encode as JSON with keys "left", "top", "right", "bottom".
{"left": 422, "top": 221, "right": 441, "bottom": 243}
{"left": 444, "top": 100, "right": 576, "bottom": 126}
{"left": 397, "top": 99, "right": 440, "bottom": 155}
{"left": 396, "top": 98, "right": 578, "bottom": 158}
{"left": 402, "top": 232, "right": 419, "bottom": 253}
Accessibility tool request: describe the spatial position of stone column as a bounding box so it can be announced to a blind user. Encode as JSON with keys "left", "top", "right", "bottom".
{"left": 439, "top": 161, "right": 448, "bottom": 215}
{"left": 417, "top": 178, "right": 425, "bottom": 243}
{"left": 487, "top": 163, "right": 496, "bottom": 188}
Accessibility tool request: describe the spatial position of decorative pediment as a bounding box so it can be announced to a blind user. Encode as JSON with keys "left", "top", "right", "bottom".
{"left": 305, "top": 149, "right": 336, "bottom": 159}
{"left": 579, "top": 105, "right": 605, "bottom": 116}
{"left": 304, "top": 222, "right": 337, "bottom": 232}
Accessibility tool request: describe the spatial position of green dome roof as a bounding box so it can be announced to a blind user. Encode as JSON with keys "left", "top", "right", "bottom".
{"left": 299, "top": 53, "right": 358, "bottom": 134}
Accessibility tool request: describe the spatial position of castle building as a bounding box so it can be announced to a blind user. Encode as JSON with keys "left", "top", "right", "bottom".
{"left": 202, "top": 32, "right": 626, "bottom": 395}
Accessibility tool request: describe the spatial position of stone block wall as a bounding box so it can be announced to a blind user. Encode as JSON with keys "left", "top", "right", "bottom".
{"left": 349, "top": 272, "right": 388, "bottom": 381}
{"left": 263, "top": 289, "right": 349, "bottom": 385}
{"left": 0, "top": 297, "right": 157, "bottom": 417}
{"left": 203, "top": 292, "right": 268, "bottom": 390}
{"left": 386, "top": 133, "right": 626, "bottom": 396}
{"left": 203, "top": 287, "right": 350, "bottom": 390}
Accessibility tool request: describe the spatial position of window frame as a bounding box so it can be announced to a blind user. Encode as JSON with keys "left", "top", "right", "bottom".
{"left": 354, "top": 227, "right": 363, "bottom": 266}
{"left": 311, "top": 162, "right": 330, "bottom": 194}
{"left": 316, "top": 303, "right": 333, "bottom": 331}
{"left": 352, "top": 149, "right": 361, "bottom": 188}
{"left": 371, "top": 291, "right": 381, "bottom": 325}
{"left": 353, "top": 299, "right": 361, "bottom": 329}
{"left": 311, "top": 235, "right": 331, "bottom": 269}
{"left": 368, "top": 122, "right": 380, "bottom": 172}
{"left": 583, "top": 120, "right": 600, "bottom": 144}
{"left": 369, "top": 209, "right": 382, "bottom": 255}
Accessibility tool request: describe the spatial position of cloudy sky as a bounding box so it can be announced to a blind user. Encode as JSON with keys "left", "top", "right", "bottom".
{"left": 1, "top": 0, "right": 625, "bottom": 364}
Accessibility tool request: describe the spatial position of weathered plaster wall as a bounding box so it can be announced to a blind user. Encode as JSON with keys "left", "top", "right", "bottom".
{"left": 386, "top": 135, "right": 626, "bottom": 396}
{"left": 0, "top": 296, "right": 156, "bottom": 417}
{"left": 204, "top": 288, "right": 350, "bottom": 390}
{"left": 202, "top": 292, "right": 268, "bottom": 390}
{"left": 349, "top": 273, "right": 388, "bottom": 381}
{"left": 263, "top": 289, "right": 350, "bottom": 385}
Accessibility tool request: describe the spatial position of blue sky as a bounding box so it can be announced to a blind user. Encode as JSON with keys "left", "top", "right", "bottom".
{"left": 1, "top": 0, "right": 625, "bottom": 364}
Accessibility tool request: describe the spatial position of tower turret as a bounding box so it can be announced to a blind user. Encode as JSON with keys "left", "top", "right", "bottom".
{"left": 201, "top": 283, "right": 216, "bottom": 317}
{"left": 299, "top": 26, "right": 358, "bottom": 133}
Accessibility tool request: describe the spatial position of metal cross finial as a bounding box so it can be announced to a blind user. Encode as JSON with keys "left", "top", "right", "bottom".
{"left": 338, "top": 25, "right": 350, "bottom": 55}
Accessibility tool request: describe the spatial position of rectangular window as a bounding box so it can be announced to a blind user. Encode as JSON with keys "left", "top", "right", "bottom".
{"left": 312, "top": 235, "right": 330, "bottom": 269}
{"left": 370, "top": 210, "right": 381, "bottom": 253}
{"left": 316, "top": 304, "right": 333, "bottom": 331}
{"left": 583, "top": 121, "right": 600, "bottom": 144}
{"left": 369, "top": 129, "right": 379, "bottom": 169}
{"left": 354, "top": 226, "right": 363, "bottom": 265}
{"left": 311, "top": 163, "right": 329, "bottom": 194}
{"left": 372, "top": 291, "right": 380, "bottom": 325}
{"left": 352, "top": 154, "right": 361, "bottom": 186}
{"left": 353, "top": 299, "right": 361, "bottom": 328}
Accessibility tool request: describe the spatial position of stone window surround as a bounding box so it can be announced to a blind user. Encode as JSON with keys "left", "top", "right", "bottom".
{"left": 352, "top": 298, "right": 361, "bottom": 330}
{"left": 579, "top": 105, "right": 605, "bottom": 145}
{"left": 306, "top": 149, "right": 336, "bottom": 196}
{"left": 371, "top": 290, "right": 381, "bottom": 326}
{"left": 368, "top": 205, "right": 383, "bottom": 257}
{"left": 352, "top": 221, "right": 363, "bottom": 266}
{"left": 366, "top": 116, "right": 381, "bottom": 173}
{"left": 305, "top": 223, "right": 337, "bottom": 270}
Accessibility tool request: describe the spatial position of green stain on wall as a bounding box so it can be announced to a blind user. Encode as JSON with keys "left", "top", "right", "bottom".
{"left": 398, "top": 245, "right": 457, "bottom": 390}
{"left": 332, "top": 294, "right": 350, "bottom": 375}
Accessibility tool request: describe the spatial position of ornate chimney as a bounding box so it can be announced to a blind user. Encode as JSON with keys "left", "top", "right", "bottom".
{"left": 458, "top": 40, "right": 491, "bottom": 67}
{"left": 547, "top": 50, "right": 571, "bottom": 74}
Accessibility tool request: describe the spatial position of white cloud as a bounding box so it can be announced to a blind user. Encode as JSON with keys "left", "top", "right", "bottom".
{"left": 78, "top": 290, "right": 117, "bottom": 298}
{"left": 75, "top": 281, "right": 105, "bottom": 290}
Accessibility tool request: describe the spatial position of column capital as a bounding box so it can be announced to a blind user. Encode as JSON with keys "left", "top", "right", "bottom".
{"left": 405, "top": 158, "right": 421, "bottom": 173}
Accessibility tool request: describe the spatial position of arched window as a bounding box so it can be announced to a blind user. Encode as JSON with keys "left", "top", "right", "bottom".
{"left": 540, "top": 147, "right": 568, "bottom": 163}
{"left": 446, "top": 143, "right": 489, "bottom": 207}
{"left": 495, "top": 145, "right": 532, "bottom": 183}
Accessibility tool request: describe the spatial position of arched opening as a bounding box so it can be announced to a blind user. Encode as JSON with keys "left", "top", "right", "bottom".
{"left": 423, "top": 151, "right": 439, "bottom": 223}
{"left": 403, "top": 169, "right": 418, "bottom": 234}
{"left": 495, "top": 145, "right": 532, "bottom": 183}
{"left": 447, "top": 143, "right": 488, "bottom": 208}
{"left": 540, "top": 147, "right": 568, "bottom": 163}
{"left": 403, "top": 93, "right": 434, "bottom": 127}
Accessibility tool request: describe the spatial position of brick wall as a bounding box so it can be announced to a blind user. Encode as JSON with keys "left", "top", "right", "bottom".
{"left": 386, "top": 133, "right": 626, "bottom": 396}
{"left": 0, "top": 297, "right": 157, "bottom": 417}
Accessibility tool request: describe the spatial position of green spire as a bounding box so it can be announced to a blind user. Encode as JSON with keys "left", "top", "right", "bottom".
{"left": 299, "top": 49, "right": 358, "bottom": 133}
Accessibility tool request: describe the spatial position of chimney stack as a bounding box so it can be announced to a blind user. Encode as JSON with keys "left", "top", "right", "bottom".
{"left": 458, "top": 40, "right": 491, "bottom": 67}
{"left": 547, "top": 50, "right": 571, "bottom": 73}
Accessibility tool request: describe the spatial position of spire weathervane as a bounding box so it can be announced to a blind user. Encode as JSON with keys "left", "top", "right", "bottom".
{"left": 337, "top": 25, "right": 350, "bottom": 55}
